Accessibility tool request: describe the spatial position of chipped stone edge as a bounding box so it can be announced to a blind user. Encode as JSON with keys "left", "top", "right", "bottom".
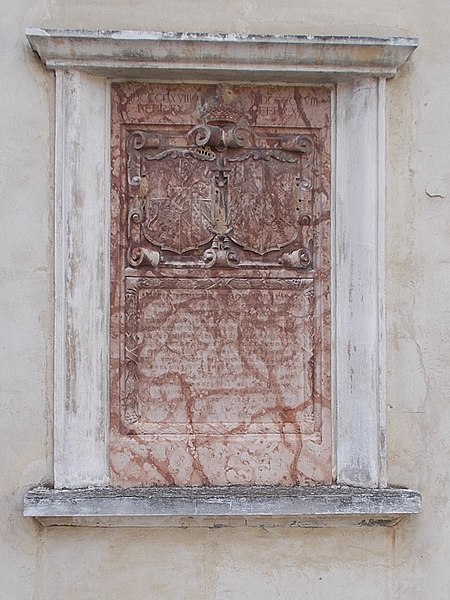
{"left": 23, "top": 486, "right": 421, "bottom": 528}
{"left": 25, "top": 29, "right": 418, "bottom": 81}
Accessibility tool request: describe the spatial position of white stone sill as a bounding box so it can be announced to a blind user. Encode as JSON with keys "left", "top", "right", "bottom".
{"left": 24, "top": 485, "right": 421, "bottom": 528}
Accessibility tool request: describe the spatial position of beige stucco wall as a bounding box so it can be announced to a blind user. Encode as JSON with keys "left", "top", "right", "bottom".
{"left": 1, "top": 1, "right": 450, "bottom": 598}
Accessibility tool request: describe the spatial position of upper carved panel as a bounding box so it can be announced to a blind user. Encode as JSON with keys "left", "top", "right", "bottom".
{"left": 115, "top": 84, "right": 330, "bottom": 270}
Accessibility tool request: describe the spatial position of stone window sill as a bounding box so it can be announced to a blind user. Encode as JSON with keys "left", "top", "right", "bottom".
{"left": 24, "top": 485, "right": 421, "bottom": 528}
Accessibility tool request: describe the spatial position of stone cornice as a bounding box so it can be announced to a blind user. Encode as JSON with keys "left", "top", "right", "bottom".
{"left": 26, "top": 29, "right": 418, "bottom": 81}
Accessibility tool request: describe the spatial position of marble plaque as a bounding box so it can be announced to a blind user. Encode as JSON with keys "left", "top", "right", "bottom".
{"left": 110, "top": 83, "right": 331, "bottom": 486}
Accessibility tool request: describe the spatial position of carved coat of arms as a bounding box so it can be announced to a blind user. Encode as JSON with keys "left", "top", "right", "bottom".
{"left": 126, "top": 90, "right": 317, "bottom": 269}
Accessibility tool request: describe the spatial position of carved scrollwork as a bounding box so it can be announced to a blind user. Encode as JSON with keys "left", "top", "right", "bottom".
{"left": 278, "top": 247, "right": 312, "bottom": 269}
{"left": 130, "top": 130, "right": 162, "bottom": 150}
{"left": 124, "top": 286, "right": 142, "bottom": 426}
{"left": 229, "top": 149, "right": 297, "bottom": 163}
{"left": 187, "top": 123, "right": 252, "bottom": 150}
{"left": 127, "top": 194, "right": 161, "bottom": 267}
{"left": 300, "top": 178, "right": 313, "bottom": 191}
{"left": 299, "top": 215, "right": 312, "bottom": 226}
{"left": 296, "top": 178, "right": 314, "bottom": 225}
{"left": 128, "top": 246, "right": 161, "bottom": 268}
{"left": 145, "top": 147, "right": 216, "bottom": 161}
{"left": 127, "top": 205, "right": 145, "bottom": 238}
{"left": 203, "top": 235, "right": 240, "bottom": 268}
{"left": 128, "top": 131, "right": 162, "bottom": 185}
{"left": 226, "top": 125, "right": 252, "bottom": 148}
{"left": 281, "top": 134, "right": 314, "bottom": 154}
{"left": 188, "top": 124, "right": 217, "bottom": 146}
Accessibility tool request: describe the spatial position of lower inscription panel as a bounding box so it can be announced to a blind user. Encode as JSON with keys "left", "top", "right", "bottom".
{"left": 110, "top": 277, "right": 331, "bottom": 486}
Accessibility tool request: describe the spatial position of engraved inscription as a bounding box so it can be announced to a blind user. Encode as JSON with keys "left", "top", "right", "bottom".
{"left": 123, "top": 278, "right": 316, "bottom": 437}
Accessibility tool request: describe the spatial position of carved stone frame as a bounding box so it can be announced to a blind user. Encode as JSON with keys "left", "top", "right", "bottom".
{"left": 23, "top": 30, "right": 421, "bottom": 526}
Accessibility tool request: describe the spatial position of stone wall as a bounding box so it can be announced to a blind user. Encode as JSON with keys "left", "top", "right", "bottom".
{"left": 1, "top": 1, "right": 449, "bottom": 598}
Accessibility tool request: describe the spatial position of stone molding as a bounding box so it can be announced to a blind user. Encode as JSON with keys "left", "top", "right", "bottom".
{"left": 23, "top": 29, "right": 420, "bottom": 526}
{"left": 26, "top": 29, "right": 418, "bottom": 81}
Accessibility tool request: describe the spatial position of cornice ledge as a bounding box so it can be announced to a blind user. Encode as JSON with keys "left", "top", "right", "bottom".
{"left": 24, "top": 485, "right": 421, "bottom": 528}
{"left": 25, "top": 29, "right": 418, "bottom": 82}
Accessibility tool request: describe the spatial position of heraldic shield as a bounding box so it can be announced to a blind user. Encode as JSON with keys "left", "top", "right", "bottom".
{"left": 142, "top": 155, "right": 216, "bottom": 255}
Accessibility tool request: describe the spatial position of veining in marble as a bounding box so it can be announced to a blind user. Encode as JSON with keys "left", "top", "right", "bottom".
{"left": 110, "top": 83, "right": 331, "bottom": 486}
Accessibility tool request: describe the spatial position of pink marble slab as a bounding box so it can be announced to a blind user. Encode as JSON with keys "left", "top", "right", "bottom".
{"left": 110, "top": 83, "right": 331, "bottom": 486}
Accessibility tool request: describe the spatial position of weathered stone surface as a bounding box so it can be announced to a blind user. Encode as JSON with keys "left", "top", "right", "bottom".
{"left": 23, "top": 485, "right": 421, "bottom": 527}
{"left": 25, "top": 29, "right": 418, "bottom": 80}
